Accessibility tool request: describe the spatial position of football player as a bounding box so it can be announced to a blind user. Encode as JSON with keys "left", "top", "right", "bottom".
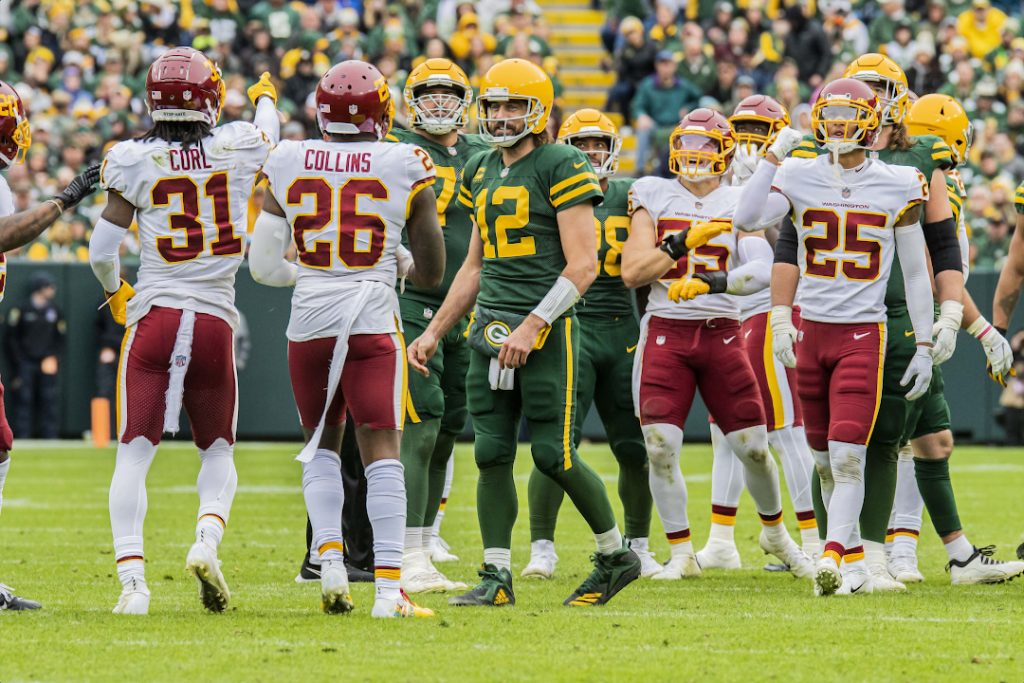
{"left": 407, "top": 59, "right": 643, "bottom": 607}
{"left": 622, "top": 108, "right": 812, "bottom": 581}
{"left": 249, "top": 60, "right": 444, "bottom": 618}
{"left": 0, "top": 81, "right": 100, "bottom": 611}
{"left": 88, "top": 48, "right": 279, "bottom": 615}
{"left": 522, "top": 109, "right": 658, "bottom": 580}
{"left": 385, "top": 58, "right": 488, "bottom": 593}
{"left": 735, "top": 78, "right": 936, "bottom": 596}
{"left": 693, "top": 96, "right": 820, "bottom": 570}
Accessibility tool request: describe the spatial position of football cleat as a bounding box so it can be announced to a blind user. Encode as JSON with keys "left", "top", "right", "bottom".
{"left": 320, "top": 560, "right": 354, "bottom": 614}
{"left": 813, "top": 557, "right": 842, "bottom": 596}
{"left": 448, "top": 564, "right": 515, "bottom": 607}
{"left": 521, "top": 540, "right": 558, "bottom": 579}
{"left": 402, "top": 550, "right": 467, "bottom": 593}
{"left": 888, "top": 552, "right": 925, "bottom": 584}
{"left": 759, "top": 528, "right": 814, "bottom": 579}
{"left": 564, "top": 547, "right": 642, "bottom": 607}
{"left": 0, "top": 583, "right": 41, "bottom": 611}
{"left": 652, "top": 552, "right": 702, "bottom": 580}
{"left": 185, "top": 541, "right": 230, "bottom": 613}
{"left": 835, "top": 562, "right": 873, "bottom": 596}
{"left": 868, "top": 562, "right": 907, "bottom": 592}
{"left": 696, "top": 538, "right": 742, "bottom": 570}
{"left": 1016, "top": 541, "right": 1024, "bottom": 561}
{"left": 112, "top": 578, "right": 150, "bottom": 615}
{"left": 372, "top": 589, "right": 435, "bottom": 619}
{"left": 948, "top": 545, "right": 1024, "bottom": 585}
{"left": 294, "top": 555, "right": 322, "bottom": 583}
{"left": 628, "top": 537, "right": 662, "bottom": 578}
{"left": 430, "top": 535, "right": 459, "bottom": 563}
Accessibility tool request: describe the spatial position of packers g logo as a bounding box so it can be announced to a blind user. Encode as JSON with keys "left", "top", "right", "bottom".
{"left": 483, "top": 320, "right": 512, "bottom": 348}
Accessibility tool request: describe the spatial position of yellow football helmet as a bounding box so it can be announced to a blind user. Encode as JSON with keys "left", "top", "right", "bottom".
{"left": 557, "top": 108, "right": 620, "bottom": 178}
{"left": 404, "top": 58, "right": 473, "bottom": 135}
{"left": 843, "top": 53, "right": 909, "bottom": 126}
{"left": 477, "top": 58, "right": 553, "bottom": 148}
{"left": 906, "top": 94, "right": 972, "bottom": 166}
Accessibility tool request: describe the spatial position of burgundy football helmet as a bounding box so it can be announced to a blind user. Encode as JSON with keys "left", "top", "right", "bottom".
{"left": 316, "top": 60, "right": 394, "bottom": 140}
{"left": 811, "top": 78, "right": 882, "bottom": 153}
{"left": 0, "top": 80, "right": 30, "bottom": 169}
{"left": 669, "top": 108, "right": 736, "bottom": 177}
{"left": 146, "top": 47, "right": 226, "bottom": 126}
{"left": 729, "top": 94, "right": 790, "bottom": 153}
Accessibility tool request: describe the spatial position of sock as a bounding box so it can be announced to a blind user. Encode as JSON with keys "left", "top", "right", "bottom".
{"left": 824, "top": 441, "right": 866, "bottom": 554}
{"left": 477, "top": 462, "right": 517, "bottom": 550}
{"left": 864, "top": 539, "right": 886, "bottom": 570}
{"left": 643, "top": 424, "right": 689, "bottom": 548}
{"left": 0, "top": 457, "right": 8, "bottom": 514}
{"left": 365, "top": 459, "right": 407, "bottom": 602}
{"left": 431, "top": 451, "right": 455, "bottom": 542}
{"left": 527, "top": 466, "right": 564, "bottom": 542}
{"left": 484, "top": 547, "right": 511, "bottom": 571}
{"left": 914, "top": 457, "right": 962, "bottom": 538}
{"left": 769, "top": 425, "right": 816, "bottom": 523}
{"left": 726, "top": 425, "right": 783, "bottom": 519}
{"left": 810, "top": 448, "right": 832, "bottom": 541}
{"left": 667, "top": 530, "right": 694, "bottom": 558}
{"left": 709, "top": 505, "right": 737, "bottom": 543}
{"left": 707, "top": 423, "right": 742, "bottom": 544}
{"left": 404, "top": 527, "right": 426, "bottom": 555}
{"left": 859, "top": 441, "right": 899, "bottom": 544}
{"left": 944, "top": 533, "right": 973, "bottom": 563}
{"left": 195, "top": 438, "right": 237, "bottom": 549}
{"left": 302, "top": 448, "right": 345, "bottom": 563}
{"left": 399, "top": 418, "right": 441, "bottom": 529}
{"left": 843, "top": 544, "right": 866, "bottom": 574}
{"left": 109, "top": 437, "right": 158, "bottom": 587}
{"left": 594, "top": 526, "right": 623, "bottom": 554}
{"left": 890, "top": 445, "right": 922, "bottom": 557}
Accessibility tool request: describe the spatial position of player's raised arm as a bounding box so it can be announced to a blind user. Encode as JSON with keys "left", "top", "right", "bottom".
{"left": 1, "top": 164, "right": 100, "bottom": 252}
{"left": 403, "top": 183, "right": 444, "bottom": 289}
{"left": 247, "top": 72, "right": 280, "bottom": 144}
{"left": 733, "top": 127, "right": 803, "bottom": 231}
{"left": 893, "top": 203, "right": 935, "bottom": 400}
{"left": 249, "top": 190, "right": 297, "bottom": 287}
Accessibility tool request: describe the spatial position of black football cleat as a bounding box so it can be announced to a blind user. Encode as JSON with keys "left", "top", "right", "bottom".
{"left": 564, "top": 547, "right": 641, "bottom": 606}
{"left": 448, "top": 564, "right": 515, "bottom": 606}
{"left": 0, "top": 583, "right": 41, "bottom": 611}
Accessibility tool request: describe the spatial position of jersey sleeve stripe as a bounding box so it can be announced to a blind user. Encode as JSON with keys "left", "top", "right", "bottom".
{"left": 931, "top": 151, "right": 952, "bottom": 160}
{"left": 894, "top": 199, "right": 924, "bottom": 225}
{"left": 551, "top": 182, "right": 602, "bottom": 208}
{"left": 790, "top": 149, "right": 817, "bottom": 159}
{"left": 549, "top": 171, "right": 598, "bottom": 198}
{"left": 405, "top": 176, "right": 435, "bottom": 219}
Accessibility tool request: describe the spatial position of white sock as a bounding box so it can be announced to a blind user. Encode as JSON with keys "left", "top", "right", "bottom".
{"left": 726, "top": 425, "right": 783, "bottom": 518}
{"left": 484, "top": 547, "right": 511, "bottom": 571}
{"left": 595, "top": 526, "right": 623, "bottom": 554}
{"left": 365, "top": 458, "right": 406, "bottom": 602}
{"left": 110, "top": 437, "right": 157, "bottom": 588}
{"left": 707, "top": 423, "right": 742, "bottom": 544}
{"left": 431, "top": 450, "right": 455, "bottom": 543}
{"left": 405, "top": 526, "right": 428, "bottom": 555}
{"left": 890, "top": 444, "right": 923, "bottom": 555}
{"left": 864, "top": 540, "right": 887, "bottom": 570}
{"left": 303, "top": 448, "right": 345, "bottom": 563}
{"left": 769, "top": 425, "right": 815, "bottom": 514}
{"left": 0, "top": 458, "right": 9, "bottom": 515}
{"left": 643, "top": 423, "right": 690, "bottom": 546}
{"left": 669, "top": 539, "right": 695, "bottom": 558}
{"left": 825, "top": 441, "right": 866, "bottom": 553}
{"left": 195, "top": 438, "right": 237, "bottom": 549}
{"left": 945, "top": 534, "right": 974, "bottom": 563}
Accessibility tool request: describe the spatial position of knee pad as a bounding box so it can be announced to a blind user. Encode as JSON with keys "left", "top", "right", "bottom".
{"left": 611, "top": 439, "right": 649, "bottom": 471}
{"left": 830, "top": 442, "right": 866, "bottom": 485}
{"left": 642, "top": 424, "right": 682, "bottom": 478}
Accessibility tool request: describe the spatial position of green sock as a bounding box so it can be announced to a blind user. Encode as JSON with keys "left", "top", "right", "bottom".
{"left": 547, "top": 457, "right": 617, "bottom": 535}
{"left": 618, "top": 459, "right": 652, "bottom": 540}
{"left": 527, "top": 467, "right": 564, "bottom": 542}
{"left": 859, "top": 442, "right": 898, "bottom": 544}
{"left": 811, "top": 467, "right": 827, "bottom": 541}
{"left": 423, "top": 431, "right": 457, "bottom": 528}
{"left": 913, "top": 457, "right": 962, "bottom": 537}
{"left": 477, "top": 462, "right": 518, "bottom": 550}
{"left": 400, "top": 419, "right": 441, "bottom": 527}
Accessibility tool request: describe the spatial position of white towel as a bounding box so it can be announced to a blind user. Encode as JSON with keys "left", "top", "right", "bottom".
{"left": 488, "top": 357, "right": 515, "bottom": 391}
{"left": 163, "top": 309, "right": 197, "bottom": 434}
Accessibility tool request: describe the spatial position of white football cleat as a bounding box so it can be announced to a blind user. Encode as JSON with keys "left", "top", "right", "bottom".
{"left": 185, "top": 541, "right": 231, "bottom": 612}
{"left": 835, "top": 562, "right": 872, "bottom": 596}
{"left": 521, "top": 540, "right": 558, "bottom": 579}
{"left": 320, "top": 560, "right": 354, "bottom": 614}
{"left": 112, "top": 579, "right": 150, "bottom": 615}
{"left": 371, "top": 589, "right": 435, "bottom": 618}
{"left": 430, "top": 535, "right": 459, "bottom": 563}
{"left": 888, "top": 552, "right": 925, "bottom": 584}
{"left": 628, "top": 538, "right": 662, "bottom": 578}
{"left": 696, "top": 538, "right": 742, "bottom": 570}
{"left": 949, "top": 545, "right": 1024, "bottom": 585}
{"left": 759, "top": 528, "right": 814, "bottom": 579}
{"left": 652, "top": 552, "right": 702, "bottom": 580}
{"left": 813, "top": 557, "right": 842, "bottom": 596}
{"left": 402, "top": 551, "right": 467, "bottom": 593}
{"left": 868, "top": 562, "right": 907, "bottom": 592}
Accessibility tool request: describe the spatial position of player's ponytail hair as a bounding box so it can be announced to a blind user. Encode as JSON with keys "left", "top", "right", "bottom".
{"left": 888, "top": 123, "right": 913, "bottom": 152}
{"left": 138, "top": 121, "right": 212, "bottom": 150}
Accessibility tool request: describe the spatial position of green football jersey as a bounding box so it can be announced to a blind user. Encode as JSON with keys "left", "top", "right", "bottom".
{"left": 457, "top": 143, "right": 603, "bottom": 315}
{"left": 388, "top": 128, "right": 491, "bottom": 305}
{"left": 946, "top": 171, "right": 966, "bottom": 238}
{"left": 580, "top": 177, "right": 635, "bottom": 318}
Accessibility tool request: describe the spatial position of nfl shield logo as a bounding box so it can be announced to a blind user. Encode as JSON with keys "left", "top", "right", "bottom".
{"left": 797, "top": 330, "right": 804, "bottom": 342}
{"left": 694, "top": 201, "right": 703, "bottom": 210}
{"left": 655, "top": 335, "right": 666, "bottom": 346}
{"left": 423, "top": 307, "right": 434, "bottom": 320}
{"left": 183, "top": 90, "right": 192, "bottom": 101}
{"left": 174, "top": 355, "right": 187, "bottom": 367}
{"left": 841, "top": 187, "right": 851, "bottom": 198}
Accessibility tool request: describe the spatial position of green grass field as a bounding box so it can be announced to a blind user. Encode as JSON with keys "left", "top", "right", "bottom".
{"left": 2, "top": 441, "right": 1023, "bottom": 682}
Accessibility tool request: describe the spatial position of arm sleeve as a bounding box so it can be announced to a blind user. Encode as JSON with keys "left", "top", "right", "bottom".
{"left": 774, "top": 215, "right": 799, "bottom": 265}
{"left": 894, "top": 223, "right": 936, "bottom": 344}
{"left": 922, "top": 215, "right": 962, "bottom": 275}
{"left": 88, "top": 217, "right": 127, "bottom": 293}
{"left": 734, "top": 160, "right": 789, "bottom": 231}
{"left": 253, "top": 96, "right": 280, "bottom": 145}
{"left": 249, "top": 210, "right": 297, "bottom": 287}
{"left": 726, "top": 236, "right": 773, "bottom": 295}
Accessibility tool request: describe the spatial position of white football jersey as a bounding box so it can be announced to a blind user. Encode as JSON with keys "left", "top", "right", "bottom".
{"left": 262, "top": 139, "right": 435, "bottom": 341}
{"left": 772, "top": 155, "right": 928, "bottom": 324}
{"left": 630, "top": 177, "right": 743, "bottom": 321}
{"left": 0, "top": 174, "right": 13, "bottom": 303}
{"left": 101, "top": 121, "right": 272, "bottom": 329}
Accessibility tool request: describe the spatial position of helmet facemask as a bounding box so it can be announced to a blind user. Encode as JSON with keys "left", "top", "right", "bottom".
{"left": 477, "top": 91, "right": 545, "bottom": 148}
{"left": 812, "top": 100, "right": 879, "bottom": 154}
{"left": 561, "top": 131, "right": 620, "bottom": 178}
{"left": 669, "top": 129, "right": 732, "bottom": 178}
{"left": 410, "top": 82, "right": 470, "bottom": 135}
{"left": 853, "top": 75, "right": 906, "bottom": 126}
{"left": 731, "top": 118, "right": 776, "bottom": 156}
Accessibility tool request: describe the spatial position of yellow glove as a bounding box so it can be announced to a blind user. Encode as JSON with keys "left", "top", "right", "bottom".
{"left": 247, "top": 72, "right": 277, "bottom": 106}
{"left": 105, "top": 279, "right": 135, "bottom": 325}
{"left": 667, "top": 278, "right": 711, "bottom": 302}
{"left": 685, "top": 220, "right": 732, "bottom": 249}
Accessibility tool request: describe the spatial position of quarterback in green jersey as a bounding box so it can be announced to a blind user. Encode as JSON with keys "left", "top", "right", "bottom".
{"left": 407, "top": 59, "right": 642, "bottom": 607}
{"left": 387, "top": 59, "right": 491, "bottom": 594}
{"left": 521, "top": 109, "right": 658, "bottom": 581}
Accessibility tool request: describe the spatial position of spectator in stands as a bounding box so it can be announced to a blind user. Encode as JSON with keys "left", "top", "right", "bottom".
{"left": 783, "top": 4, "right": 832, "bottom": 88}
{"left": 907, "top": 41, "right": 945, "bottom": 94}
{"left": 632, "top": 50, "right": 702, "bottom": 175}
{"left": 869, "top": 0, "right": 908, "bottom": 50}
{"left": 251, "top": 0, "right": 301, "bottom": 47}
{"left": 648, "top": 1, "right": 683, "bottom": 54}
{"left": 957, "top": 0, "right": 1007, "bottom": 58}
{"left": 606, "top": 16, "right": 657, "bottom": 126}
{"left": 678, "top": 30, "right": 717, "bottom": 94}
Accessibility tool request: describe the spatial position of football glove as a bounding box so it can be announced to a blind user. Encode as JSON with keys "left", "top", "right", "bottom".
{"left": 967, "top": 316, "right": 1014, "bottom": 386}
{"left": 658, "top": 221, "right": 732, "bottom": 260}
{"left": 769, "top": 305, "right": 797, "bottom": 368}
{"left": 767, "top": 126, "right": 805, "bottom": 161}
{"left": 55, "top": 163, "right": 101, "bottom": 210}
{"left": 104, "top": 278, "right": 135, "bottom": 325}
{"left": 247, "top": 71, "right": 277, "bottom": 106}
{"left": 900, "top": 346, "right": 934, "bottom": 400}
{"left": 731, "top": 145, "right": 759, "bottom": 184}
{"left": 667, "top": 271, "right": 727, "bottom": 302}
{"left": 930, "top": 300, "right": 963, "bottom": 365}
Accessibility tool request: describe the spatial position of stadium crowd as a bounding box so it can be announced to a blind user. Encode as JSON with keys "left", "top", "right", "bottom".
{"left": 0, "top": 0, "right": 1021, "bottom": 269}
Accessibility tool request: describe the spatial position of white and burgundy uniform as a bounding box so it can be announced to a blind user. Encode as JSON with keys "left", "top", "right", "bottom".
{"left": 0, "top": 174, "right": 14, "bottom": 451}
{"left": 100, "top": 122, "right": 272, "bottom": 449}
{"left": 629, "top": 177, "right": 765, "bottom": 434}
{"left": 262, "top": 138, "right": 434, "bottom": 445}
{"left": 772, "top": 155, "right": 928, "bottom": 450}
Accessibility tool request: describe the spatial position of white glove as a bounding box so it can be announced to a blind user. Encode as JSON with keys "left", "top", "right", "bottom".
{"left": 767, "top": 127, "right": 805, "bottom": 161}
{"left": 769, "top": 305, "right": 798, "bottom": 368}
{"left": 900, "top": 346, "right": 934, "bottom": 400}
{"left": 967, "top": 316, "right": 1014, "bottom": 386}
{"left": 731, "top": 144, "right": 760, "bottom": 184}
{"left": 396, "top": 245, "right": 414, "bottom": 293}
{"left": 930, "top": 299, "right": 963, "bottom": 365}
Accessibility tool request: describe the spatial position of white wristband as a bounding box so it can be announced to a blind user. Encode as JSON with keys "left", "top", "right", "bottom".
{"left": 531, "top": 276, "right": 580, "bottom": 324}
{"left": 966, "top": 315, "right": 993, "bottom": 339}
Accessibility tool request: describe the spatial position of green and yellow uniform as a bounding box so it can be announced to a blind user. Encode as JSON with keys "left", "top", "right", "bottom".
{"left": 387, "top": 127, "right": 490, "bottom": 529}
{"left": 1015, "top": 180, "right": 1024, "bottom": 217}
